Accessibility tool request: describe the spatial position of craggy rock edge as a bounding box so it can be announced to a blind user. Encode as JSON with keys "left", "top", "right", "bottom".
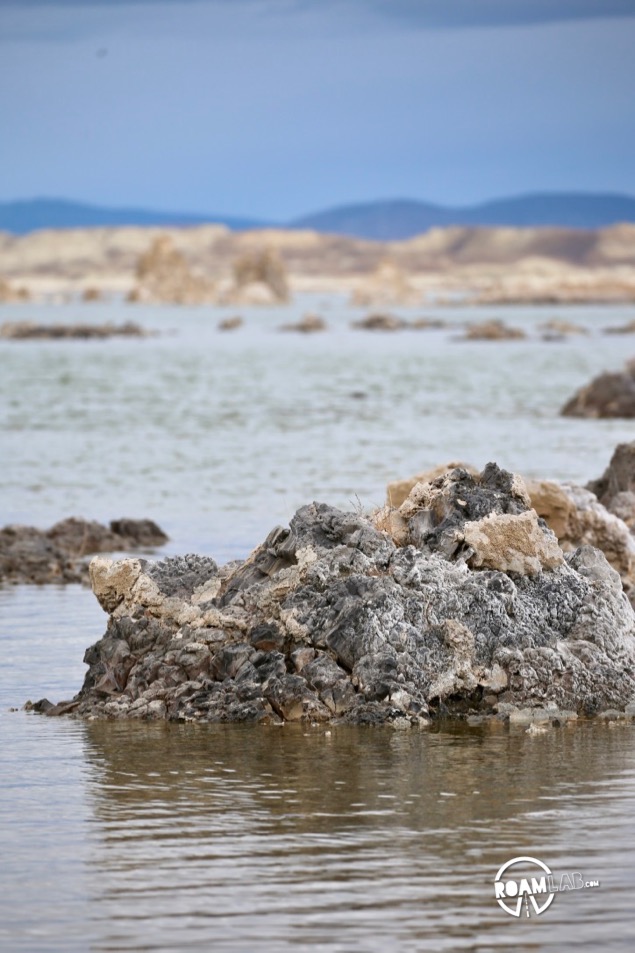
{"left": 33, "top": 464, "right": 635, "bottom": 727}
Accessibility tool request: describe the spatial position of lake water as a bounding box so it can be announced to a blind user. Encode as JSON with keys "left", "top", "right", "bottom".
{"left": 1, "top": 297, "right": 635, "bottom": 950}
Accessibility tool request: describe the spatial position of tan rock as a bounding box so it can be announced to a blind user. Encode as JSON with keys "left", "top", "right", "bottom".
{"left": 462, "top": 319, "right": 526, "bottom": 341}
{"left": 462, "top": 510, "right": 564, "bottom": 575}
{"left": 526, "top": 479, "right": 578, "bottom": 540}
{"left": 279, "top": 313, "right": 327, "bottom": 333}
{"left": 89, "top": 556, "right": 144, "bottom": 613}
{"left": 130, "top": 235, "right": 218, "bottom": 305}
{"left": 228, "top": 248, "right": 289, "bottom": 304}
{"left": 387, "top": 462, "right": 478, "bottom": 508}
{"left": 351, "top": 260, "right": 420, "bottom": 307}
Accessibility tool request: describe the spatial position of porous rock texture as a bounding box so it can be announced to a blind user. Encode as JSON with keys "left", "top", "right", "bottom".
{"left": 1, "top": 517, "right": 168, "bottom": 585}
{"left": 50, "top": 465, "right": 635, "bottom": 725}
{"left": 587, "top": 441, "right": 635, "bottom": 531}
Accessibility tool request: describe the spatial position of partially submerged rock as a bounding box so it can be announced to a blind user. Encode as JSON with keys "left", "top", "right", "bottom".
{"left": 1, "top": 517, "right": 168, "bottom": 585}
{"left": 43, "top": 464, "right": 635, "bottom": 725}
{"left": 561, "top": 360, "right": 635, "bottom": 418}
{"left": 351, "top": 313, "right": 405, "bottom": 332}
{"left": 0, "top": 321, "right": 146, "bottom": 340}
{"left": 279, "top": 313, "right": 327, "bottom": 333}
{"left": 604, "top": 319, "right": 635, "bottom": 335}
{"left": 217, "top": 315, "right": 244, "bottom": 331}
{"left": 461, "top": 320, "right": 526, "bottom": 341}
{"left": 539, "top": 319, "right": 588, "bottom": 336}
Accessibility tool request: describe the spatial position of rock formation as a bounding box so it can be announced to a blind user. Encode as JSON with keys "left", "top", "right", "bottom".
{"left": 604, "top": 319, "right": 635, "bottom": 334}
{"left": 38, "top": 465, "right": 635, "bottom": 724}
{"left": 0, "top": 278, "right": 30, "bottom": 303}
{"left": 461, "top": 320, "right": 526, "bottom": 341}
{"left": 128, "top": 236, "right": 218, "bottom": 305}
{"left": 587, "top": 442, "right": 635, "bottom": 530}
{"left": 561, "top": 359, "right": 635, "bottom": 418}
{"left": 1, "top": 517, "right": 168, "bottom": 585}
{"left": 217, "top": 315, "right": 244, "bottom": 331}
{"left": 387, "top": 458, "right": 635, "bottom": 606}
{"left": 279, "top": 313, "right": 327, "bottom": 333}
{"left": 351, "top": 261, "right": 420, "bottom": 307}
{"left": 0, "top": 321, "right": 146, "bottom": 340}
{"left": 351, "top": 313, "right": 405, "bottom": 332}
{"left": 226, "top": 249, "right": 290, "bottom": 305}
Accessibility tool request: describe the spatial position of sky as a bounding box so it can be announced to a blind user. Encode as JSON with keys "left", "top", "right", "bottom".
{"left": 1, "top": 0, "right": 635, "bottom": 220}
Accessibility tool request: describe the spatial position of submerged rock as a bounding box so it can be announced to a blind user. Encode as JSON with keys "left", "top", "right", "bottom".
{"left": 461, "top": 320, "right": 526, "bottom": 341}
{"left": 0, "top": 321, "right": 145, "bottom": 340}
{"left": 279, "top": 313, "right": 327, "bottom": 333}
{"left": 1, "top": 517, "right": 168, "bottom": 585}
{"left": 561, "top": 359, "right": 635, "bottom": 418}
{"left": 351, "top": 313, "right": 406, "bottom": 332}
{"left": 43, "top": 464, "right": 635, "bottom": 725}
{"left": 217, "top": 315, "right": 244, "bottom": 331}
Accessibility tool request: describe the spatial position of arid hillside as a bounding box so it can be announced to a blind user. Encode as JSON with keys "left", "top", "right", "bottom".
{"left": 1, "top": 222, "right": 635, "bottom": 304}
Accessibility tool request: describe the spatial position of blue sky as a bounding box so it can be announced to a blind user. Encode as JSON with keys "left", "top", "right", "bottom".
{"left": 1, "top": 0, "right": 634, "bottom": 219}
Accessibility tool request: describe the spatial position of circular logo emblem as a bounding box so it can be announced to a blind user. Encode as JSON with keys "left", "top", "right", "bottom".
{"left": 494, "top": 856, "right": 555, "bottom": 917}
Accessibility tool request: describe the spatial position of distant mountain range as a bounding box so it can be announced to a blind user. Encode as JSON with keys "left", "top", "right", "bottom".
{"left": 291, "top": 193, "right": 635, "bottom": 239}
{"left": 2, "top": 192, "right": 635, "bottom": 240}
{"left": 0, "top": 198, "right": 267, "bottom": 235}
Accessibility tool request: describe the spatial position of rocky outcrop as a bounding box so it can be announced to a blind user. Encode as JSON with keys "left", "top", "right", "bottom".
{"left": 1, "top": 517, "right": 168, "bottom": 585}
{"left": 279, "top": 313, "right": 327, "bottom": 333}
{"left": 351, "top": 261, "right": 420, "bottom": 308}
{"left": 40, "top": 464, "right": 635, "bottom": 725}
{"left": 387, "top": 462, "right": 478, "bottom": 508}
{"left": 388, "top": 461, "right": 635, "bottom": 606}
{"left": 461, "top": 320, "right": 526, "bottom": 341}
{"left": 0, "top": 321, "right": 145, "bottom": 340}
{"left": 527, "top": 480, "right": 635, "bottom": 604}
{"left": 217, "top": 315, "right": 244, "bottom": 331}
{"left": 587, "top": 442, "right": 635, "bottom": 530}
{"left": 227, "top": 249, "right": 290, "bottom": 305}
{"left": 351, "top": 313, "right": 405, "bottom": 332}
{"left": 128, "top": 236, "right": 218, "bottom": 305}
{"left": 0, "top": 278, "right": 30, "bottom": 302}
{"left": 561, "top": 360, "right": 635, "bottom": 418}
{"left": 604, "top": 320, "right": 635, "bottom": 335}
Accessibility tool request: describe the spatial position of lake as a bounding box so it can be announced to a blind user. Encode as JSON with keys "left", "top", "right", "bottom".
{"left": 1, "top": 296, "right": 635, "bottom": 950}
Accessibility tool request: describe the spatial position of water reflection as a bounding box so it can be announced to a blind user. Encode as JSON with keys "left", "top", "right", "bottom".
{"left": 75, "top": 720, "right": 635, "bottom": 951}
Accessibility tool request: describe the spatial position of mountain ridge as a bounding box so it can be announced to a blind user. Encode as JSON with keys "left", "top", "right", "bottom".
{"left": 2, "top": 192, "right": 635, "bottom": 240}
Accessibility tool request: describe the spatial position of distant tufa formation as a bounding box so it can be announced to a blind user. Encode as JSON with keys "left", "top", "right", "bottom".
{"left": 36, "top": 461, "right": 635, "bottom": 725}
{"left": 127, "top": 236, "right": 290, "bottom": 306}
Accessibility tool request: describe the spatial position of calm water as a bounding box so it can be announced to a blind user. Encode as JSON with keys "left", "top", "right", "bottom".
{"left": 1, "top": 297, "right": 635, "bottom": 950}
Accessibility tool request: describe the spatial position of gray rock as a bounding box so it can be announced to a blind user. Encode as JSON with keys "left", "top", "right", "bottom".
{"left": 41, "top": 464, "right": 635, "bottom": 725}
{"left": 1, "top": 517, "right": 168, "bottom": 585}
